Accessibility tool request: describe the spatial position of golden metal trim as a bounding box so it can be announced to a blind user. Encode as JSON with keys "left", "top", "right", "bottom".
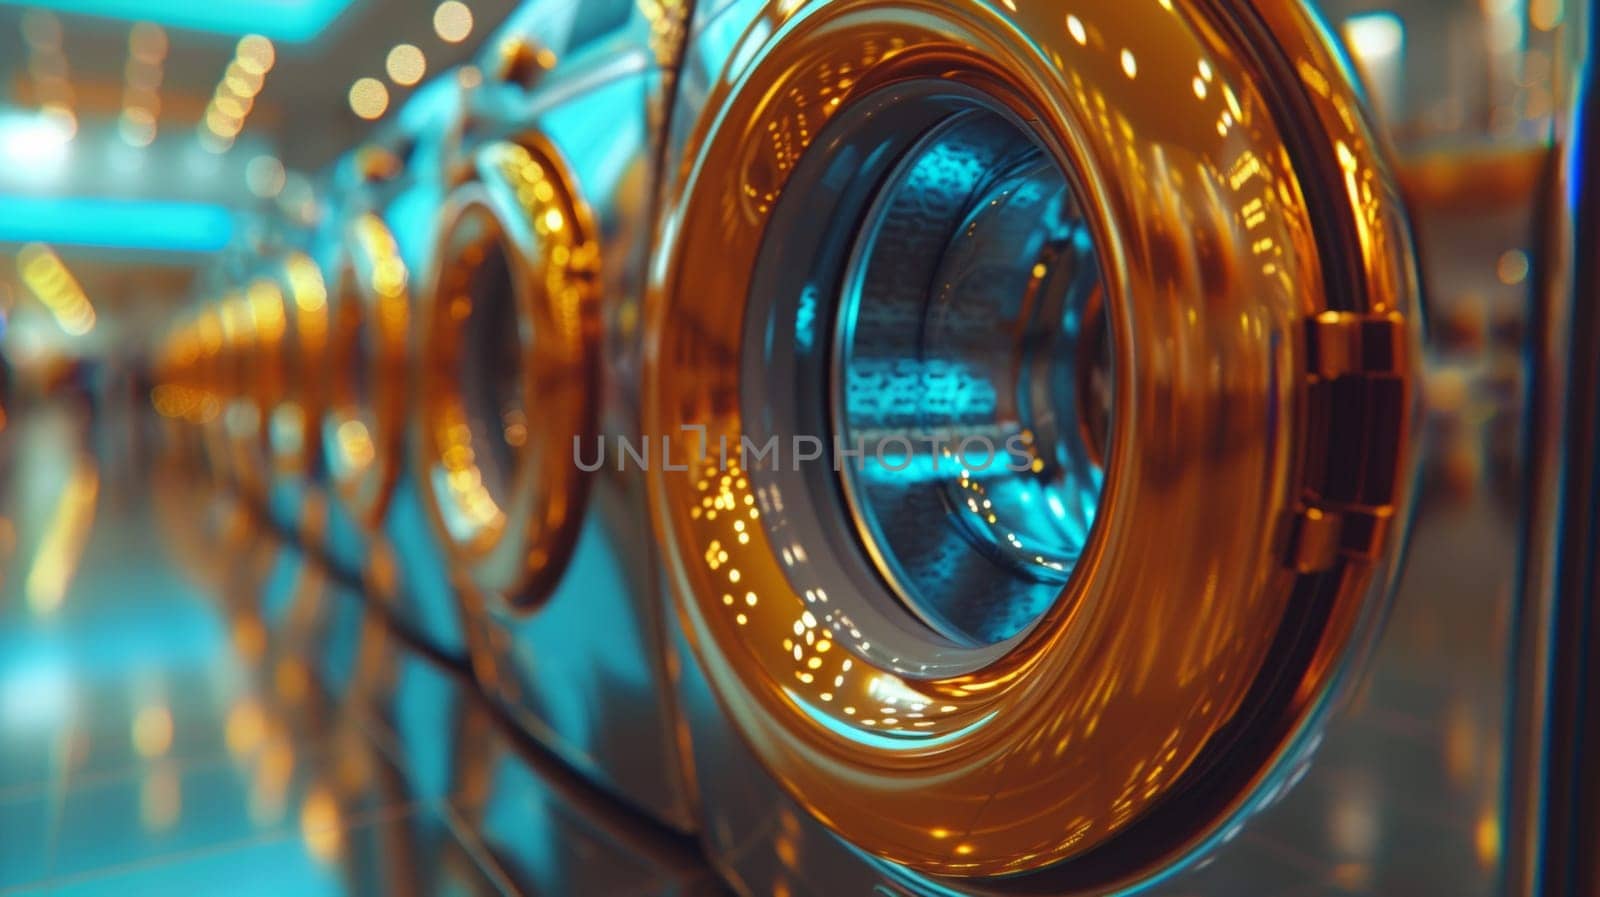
{"left": 265, "top": 251, "right": 332, "bottom": 481}
{"left": 644, "top": 0, "right": 1421, "bottom": 880}
{"left": 323, "top": 213, "right": 411, "bottom": 532}
{"left": 416, "top": 134, "right": 601, "bottom": 608}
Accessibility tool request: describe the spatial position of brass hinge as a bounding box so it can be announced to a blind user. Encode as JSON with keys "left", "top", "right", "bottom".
{"left": 1307, "top": 310, "right": 1407, "bottom": 379}
{"left": 1287, "top": 504, "right": 1397, "bottom": 573}
{"left": 1290, "top": 311, "right": 1411, "bottom": 572}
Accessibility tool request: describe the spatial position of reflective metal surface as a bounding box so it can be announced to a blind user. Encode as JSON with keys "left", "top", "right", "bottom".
{"left": 408, "top": 0, "right": 698, "bottom": 831}
{"left": 1, "top": 0, "right": 1590, "bottom": 893}
{"left": 418, "top": 136, "right": 597, "bottom": 603}
{"left": 311, "top": 110, "right": 471, "bottom": 665}
{"left": 1512, "top": 22, "right": 1600, "bottom": 892}
{"left": 646, "top": 0, "right": 1418, "bottom": 883}
{"left": 753, "top": 82, "right": 1112, "bottom": 652}
{"left": 325, "top": 205, "right": 411, "bottom": 532}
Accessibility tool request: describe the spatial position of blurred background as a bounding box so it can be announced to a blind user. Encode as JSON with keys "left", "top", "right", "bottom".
{"left": 0, "top": 0, "right": 1583, "bottom": 894}
{"left": 0, "top": 0, "right": 524, "bottom": 392}
{"left": 0, "top": 0, "right": 1571, "bottom": 396}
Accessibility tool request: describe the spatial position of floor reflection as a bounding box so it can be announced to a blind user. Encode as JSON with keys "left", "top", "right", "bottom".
{"left": 0, "top": 217, "right": 1525, "bottom": 894}
{"left": 0, "top": 398, "right": 721, "bottom": 896}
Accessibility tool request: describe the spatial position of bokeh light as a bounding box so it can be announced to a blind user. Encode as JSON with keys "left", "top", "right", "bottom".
{"left": 433, "top": 1, "right": 473, "bottom": 43}
{"left": 385, "top": 43, "right": 427, "bottom": 86}
{"left": 348, "top": 77, "right": 389, "bottom": 120}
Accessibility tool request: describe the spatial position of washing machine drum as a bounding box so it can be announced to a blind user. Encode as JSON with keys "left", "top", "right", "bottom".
{"left": 647, "top": 0, "right": 1419, "bottom": 887}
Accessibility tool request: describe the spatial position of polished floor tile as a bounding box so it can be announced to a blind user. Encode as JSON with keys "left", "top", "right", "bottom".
{"left": 0, "top": 402, "right": 719, "bottom": 897}
{"left": 0, "top": 381, "right": 1517, "bottom": 897}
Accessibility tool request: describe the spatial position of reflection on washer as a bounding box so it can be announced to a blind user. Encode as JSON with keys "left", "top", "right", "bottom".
{"left": 409, "top": 0, "right": 697, "bottom": 832}
{"left": 314, "top": 110, "right": 468, "bottom": 662}
{"left": 646, "top": 0, "right": 1421, "bottom": 890}
{"left": 111, "top": 0, "right": 1592, "bottom": 893}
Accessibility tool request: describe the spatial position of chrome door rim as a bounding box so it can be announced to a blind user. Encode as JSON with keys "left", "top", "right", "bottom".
{"left": 645, "top": 0, "right": 1420, "bottom": 883}
{"left": 267, "top": 252, "right": 331, "bottom": 483}
{"left": 416, "top": 136, "right": 600, "bottom": 607}
{"left": 323, "top": 212, "right": 410, "bottom": 532}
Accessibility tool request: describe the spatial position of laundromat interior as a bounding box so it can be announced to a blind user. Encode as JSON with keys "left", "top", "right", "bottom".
{"left": 0, "top": 1, "right": 1596, "bottom": 895}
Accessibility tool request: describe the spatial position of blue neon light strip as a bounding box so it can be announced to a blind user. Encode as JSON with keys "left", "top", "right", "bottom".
{"left": 0, "top": 0, "right": 357, "bottom": 43}
{"left": 0, "top": 195, "right": 236, "bottom": 253}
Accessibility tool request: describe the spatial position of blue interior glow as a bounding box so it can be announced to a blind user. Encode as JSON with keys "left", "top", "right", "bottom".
{"left": 0, "top": 195, "right": 236, "bottom": 253}
{"left": 0, "top": 0, "right": 358, "bottom": 43}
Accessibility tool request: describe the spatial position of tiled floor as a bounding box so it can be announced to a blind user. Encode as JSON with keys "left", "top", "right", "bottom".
{"left": 0, "top": 402, "right": 719, "bottom": 897}
{"left": 0, "top": 397, "right": 1517, "bottom": 896}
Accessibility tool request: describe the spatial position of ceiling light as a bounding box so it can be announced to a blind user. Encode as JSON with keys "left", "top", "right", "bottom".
{"left": 433, "top": 1, "right": 473, "bottom": 43}
{"left": 246, "top": 155, "right": 286, "bottom": 198}
{"left": 119, "top": 108, "right": 156, "bottom": 147}
{"left": 200, "top": 37, "right": 272, "bottom": 150}
{"left": 121, "top": 22, "right": 165, "bottom": 147}
{"left": 126, "top": 59, "right": 161, "bottom": 90}
{"left": 0, "top": 108, "right": 74, "bottom": 167}
{"left": 236, "top": 34, "right": 275, "bottom": 75}
{"left": 124, "top": 86, "right": 160, "bottom": 111}
{"left": 38, "top": 104, "right": 76, "bottom": 139}
{"left": 19, "top": 10, "right": 61, "bottom": 50}
{"left": 348, "top": 77, "right": 389, "bottom": 120}
{"left": 213, "top": 95, "right": 247, "bottom": 119}
{"left": 0, "top": 0, "right": 357, "bottom": 44}
{"left": 386, "top": 43, "right": 426, "bottom": 86}
{"left": 198, "top": 128, "right": 233, "bottom": 154}
{"left": 23, "top": 11, "right": 74, "bottom": 116}
{"left": 1343, "top": 12, "right": 1404, "bottom": 61}
{"left": 0, "top": 196, "right": 235, "bottom": 252}
{"left": 204, "top": 106, "right": 242, "bottom": 139}
{"left": 129, "top": 21, "right": 167, "bottom": 62}
{"left": 17, "top": 243, "right": 95, "bottom": 336}
{"left": 224, "top": 69, "right": 260, "bottom": 97}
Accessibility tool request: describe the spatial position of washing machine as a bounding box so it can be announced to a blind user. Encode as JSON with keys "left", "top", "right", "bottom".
{"left": 149, "top": 355, "right": 258, "bottom": 605}
{"left": 248, "top": 249, "right": 333, "bottom": 545}
{"left": 214, "top": 253, "right": 330, "bottom": 542}
{"left": 181, "top": 223, "right": 298, "bottom": 512}
{"left": 183, "top": 302, "right": 237, "bottom": 492}
{"left": 150, "top": 310, "right": 224, "bottom": 485}
{"left": 315, "top": 78, "right": 473, "bottom": 663}
{"left": 644, "top": 0, "right": 1442, "bottom": 893}
{"left": 408, "top": 0, "right": 696, "bottom": 831}
{"left": 202, "top": 283, "right": 266, "bottom": 504}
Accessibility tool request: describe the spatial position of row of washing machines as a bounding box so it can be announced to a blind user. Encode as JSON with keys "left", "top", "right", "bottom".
{"left": 142, "top": 0, "right": 1569, "bottom": 894}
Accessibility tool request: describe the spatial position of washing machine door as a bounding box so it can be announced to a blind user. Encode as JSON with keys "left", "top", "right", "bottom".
{"left": 416, "top": 132, "right": 598, "bottom": 606}
{"left": 218, "top": 284, "right": 278, "bottom": 504}
{"left": 267, "top": 252, "right": 330, "bottom": 487}
{"left": 254, "top": 251, "right": 333, "bottom": 538}
{"left": 410, "top": 0, "right": 696, "bottom": 831}
{"left": 647, "top": 0, "right": 1420, "bottom": 889}
{"left": 191, "top": 305, "right": 235, "bottom": 486}
{"left": 323, "top": 199, "right": 412, "bottom": 535}
{"left": 314, "top": 156, "right": 473, "bottom": 664}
